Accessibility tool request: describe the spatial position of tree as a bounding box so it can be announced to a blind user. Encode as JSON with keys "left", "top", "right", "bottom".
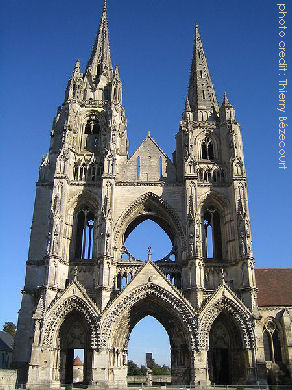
{"left": 3, "top": 322, "right": 16, "bottom": 337}
{"left": 147, "top": 357, "right": 171, "bottom": 375}
{"left": 128, "top": 360, "right": 143, "bottom": 376}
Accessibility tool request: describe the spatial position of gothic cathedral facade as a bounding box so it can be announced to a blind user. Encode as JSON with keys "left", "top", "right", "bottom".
{"left": 13, "top": 2, "right": 292, "bottom": 387}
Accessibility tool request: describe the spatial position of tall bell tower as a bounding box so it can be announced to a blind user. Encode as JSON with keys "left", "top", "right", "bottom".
{"left": 176, "top": 25, "right": 257, "bottom": 309}
{"left": 13, "top": 1, "right": 128, "bottom": 383}
{"left": 13, "top": 4, "right": 261, "bottom": 387}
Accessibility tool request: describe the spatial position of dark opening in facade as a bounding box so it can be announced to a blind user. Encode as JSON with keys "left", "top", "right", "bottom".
{"left": 85, "top": 118, "right": 100, "bottom": 135}
{"left": 263, "top": 321, "right": 283, "bottom": 364}
{"left": 75, "top": 209, "right": 95, "bottom": 259}
{"left": 203, "top": 207, "right": 222, "bottom": 260}
{"left": 201, "top": 137, "right": 214, "bottom": 160}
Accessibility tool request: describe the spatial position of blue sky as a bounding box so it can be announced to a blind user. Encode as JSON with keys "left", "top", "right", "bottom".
{"left": 0, "top": 0, "right": 291, "bottom": 366}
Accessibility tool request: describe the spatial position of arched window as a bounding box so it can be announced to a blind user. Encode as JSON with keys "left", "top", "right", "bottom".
{"left": 75, "top": 209, "right": 95, "bottom": 259}
{"left": 203, "top": 207, "right": 222, "bottom": 260}
{"left": 202, "top": 141, "right": 208, "bottom": 159}
{"left": 85, "top": 117, "right": 100, "bottom": 135}
{"left": 263, "top": 320, "right": 283, "bottom": 363}
{"left": 201, "top": 137, "right": 214, "bottom": 160}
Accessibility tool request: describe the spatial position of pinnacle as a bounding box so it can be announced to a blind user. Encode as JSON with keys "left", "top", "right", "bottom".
{"left": 85, "top": 0, "right": 113, "bottom": 79}
{"left": 114, "top": 65, "right": 120, "bottom": 79}
{"left": 185, "top": 24, "right": 219, "bottom": 120}
{"left": 222, "top": 91, "right": 233, "bottom": 107}
{"left": 147, "top": 246, "right": 152, "bottom": 262}
{"left": 73, "top": 59, "right": 81, "bottom": 76}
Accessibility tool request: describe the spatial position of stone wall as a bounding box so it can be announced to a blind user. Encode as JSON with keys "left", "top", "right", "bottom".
{"left": 0, "top": 369, "right": 17, "bottom": 390}
{"left": 127, "top": 375, "right": 171, "bottom": 384}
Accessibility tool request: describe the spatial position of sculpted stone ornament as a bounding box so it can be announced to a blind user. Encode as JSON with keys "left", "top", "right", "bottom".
{"left": 13, "top": 4, "right": 289, "bottom": 389}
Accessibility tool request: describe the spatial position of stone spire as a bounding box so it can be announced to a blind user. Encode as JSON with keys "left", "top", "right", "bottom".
{"left": 186, "top": 24, "right": 219, "bottom": 121}
{"left": 220, "top": 92, "right": 235, "bottom": 122}
{"left": 85, "top": 0, "right": 113, "bottom": 80}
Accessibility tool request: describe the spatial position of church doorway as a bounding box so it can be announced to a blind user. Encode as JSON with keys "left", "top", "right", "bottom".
{"left": 58, "top": 311, "right": 92, "bottom": 385}
{"left": 128, "top": 316, "right": 171, "bottom": 379}
{"left": 208, "top": 313, "right": 246, "bottom": 385}
{"left": 110, "top": 294, "right": 193, "bottom": 385}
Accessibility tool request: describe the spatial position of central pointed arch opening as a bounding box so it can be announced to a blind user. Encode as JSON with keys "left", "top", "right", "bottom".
{"left": 128, "top": 316, "right": 171, "bottom": 385}
{"left": 108, "top": 292, "right": 193, "bottom": 385}
{"left": 124, "top": 219, "right": 174, "bottom": 261}
{"left": 115, "top": 193, "right": 185, "bottom": 264}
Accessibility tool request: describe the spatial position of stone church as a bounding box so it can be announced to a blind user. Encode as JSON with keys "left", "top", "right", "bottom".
{"left": 13, "top": 1, "right": 292, "bottom": 387}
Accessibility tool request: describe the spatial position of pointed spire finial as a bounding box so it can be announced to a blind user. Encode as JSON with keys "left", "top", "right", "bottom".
{"left": 147, "top": 246, "right": 152, "bottom": 262}
{"left": 220, "top": 91, "right": 235, "bottom": 121}
{"left": 114, "top": 65, "right": 120, "bottom": 79}
{"left": 185, "top": 97, "right": 191, "bottom": 112}
{"left": 73, "top": 266, "right": 78, "bottom": 281}
{"left": 185, "top": 24, "right": 219, "bottom": 121}
{"left": 148, "top": 130, "right": 151, "bottom": 137}
{"left": 85, "top": 0, "right": 113, "bottom": 79}
{"left": 222, "top": 92, "right": 233, "bottom": 107}
{"left": 73, "top": 59, "right": 81, "bottom": 76}
{"left": 220, "top": 268, "right": 226, "bottom": 285}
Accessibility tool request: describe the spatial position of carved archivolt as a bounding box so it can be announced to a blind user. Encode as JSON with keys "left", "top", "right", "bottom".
{"left": 66, "top": 190, "right": 100, "bottom": 217}
{"left": 198, "top": 190, "right": 230, "bottom": 214}
{"left": 100, "top": 283, "right": 197, "bottom": 351}
{"left": 113, "top": 192, "right": 186, "bottom": 249}
{"left": 198, "top": 294, "right": 255, "bottom": 350}
{"left": 42, "top": 295, "right": 100, "bottom": 349}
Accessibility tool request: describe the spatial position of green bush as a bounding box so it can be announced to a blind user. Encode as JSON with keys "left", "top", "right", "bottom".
{"left": 270, "top": 386, "right": 279, "bottom": 390}
{"left": 65, "top": 384, "right": 72, "bottom": 390}
{"left": 236, "top": 387, "right": 245, "bottom": 390}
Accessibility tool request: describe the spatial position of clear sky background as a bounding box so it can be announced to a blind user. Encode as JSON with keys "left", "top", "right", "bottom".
{"left": 0, "top": 0, "right": 291, "bottom": 367}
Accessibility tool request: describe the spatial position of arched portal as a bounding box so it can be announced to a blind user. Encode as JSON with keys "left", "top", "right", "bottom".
{"left": 101, "top": 284, "right": 196, "bottom": 385}
{"left": 208, "top": 312, "right": 247, "bottom": 385}
{"left": 128, "top": 315, "right": 171, "bottom": 374}
{"left": 115, "top": 297, "right": 191, "bottom": 384}
{"left": 58, "top": 311, "right": 93, "bottom": 385}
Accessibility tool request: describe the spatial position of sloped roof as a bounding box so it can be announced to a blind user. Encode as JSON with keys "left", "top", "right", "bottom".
{"left": 0, "top": 331, "right": 14, "bottom": 351}
{"left": 73, "top": 356, "right": 83, "bottom": 366}
{"left": 256, "top": 269, "right": 292, "bottom": 307}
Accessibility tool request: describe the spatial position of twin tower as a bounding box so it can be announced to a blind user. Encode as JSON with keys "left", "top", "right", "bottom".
{"left": 14, "top": 1, "right": 261, "bottom": 387}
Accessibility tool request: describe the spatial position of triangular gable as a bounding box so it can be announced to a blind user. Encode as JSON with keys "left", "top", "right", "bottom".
{"left": 103, "top": 260, "right": 194, "bottom": 315}
{"left": 46, "top": 279, "right": 100, "bottom": 317}
{"left": 200, "top": 282, "right": 252, "bottom": 317}
{"left": 129, "top": 135, "right": 170, "bottom": 161}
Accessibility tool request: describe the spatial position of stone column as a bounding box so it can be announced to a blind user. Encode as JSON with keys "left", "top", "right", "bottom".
{"left": 192, "top": 350, "right": 210, "bottom": 387}
{"left": 91, "top": 349, "right": 109, "bottom": 385}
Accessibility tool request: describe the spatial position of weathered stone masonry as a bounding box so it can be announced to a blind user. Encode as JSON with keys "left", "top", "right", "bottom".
{"left": 13, "top": 1, "right": 292, "bottom": 387}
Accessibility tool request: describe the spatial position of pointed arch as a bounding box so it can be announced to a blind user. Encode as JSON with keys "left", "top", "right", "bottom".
{"left": 66, "top": 190, "right": 100, "bottom": 217}
{"left": 199, "top": 191, "right": 232, "bottom": 261}
{"left": 99, "top": 282, "right": 197, "bottom": 351}
{"left": 198, "top": 292, "right": 255, "bottom": 350}
{"left": 199, "top": 190, "right": 230, "bottom": 213}
{"left": 42, "top": 290, "right": 100, "bottom": 349}
{"left": 113, "top": 192, "right": 186, "bottom": 261}
{"left": 263, "top": 317, "right": 285, "bottom": 364}
{"left": 66, "top": 191, "right": 100, "bottom": 261}
{"left": 196, "top": 130, "right": 219, "bottom": 161}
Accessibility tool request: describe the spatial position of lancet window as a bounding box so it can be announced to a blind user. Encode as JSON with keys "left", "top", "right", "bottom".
{"left": 85, "top": 116, "right": 100, "bottom": 135}
{"left": 203, "top": 207, "right": 222, "bottom": 260}
{"left": 201, "top": 137, "right": 214, "bottom": 160}
{"left": 263, "top": 320, "right": 283, "bottom": 363}
{"left": 75, "top": 208, "right": 95, "bottom": 260}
